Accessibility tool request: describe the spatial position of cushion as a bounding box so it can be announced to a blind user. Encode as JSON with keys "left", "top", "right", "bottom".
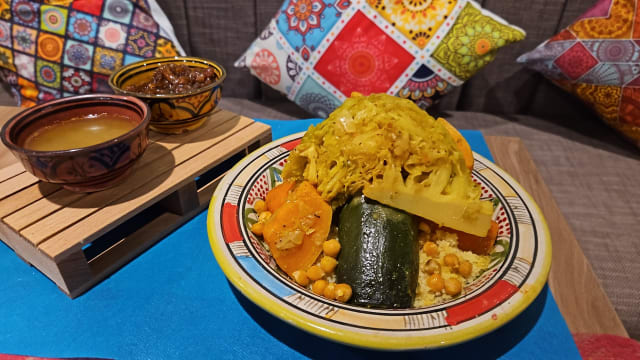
{"left": 235, "top": 0, "right": 525, "bottom": 118}
{"left": 518, "top": 0, "right": 640, "bottom": 147}
{"left": 0, "top": 0, "right": 185, "bottom": 107}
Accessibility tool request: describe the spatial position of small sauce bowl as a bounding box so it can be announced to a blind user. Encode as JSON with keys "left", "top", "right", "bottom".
{"left": 1, "top": 94, "right": 150, "bottom": 192}
{"left": 108, "top": 56, "right": 226, "bottom": 134}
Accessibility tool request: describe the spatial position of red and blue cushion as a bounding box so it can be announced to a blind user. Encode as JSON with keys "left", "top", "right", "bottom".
{"left": 236, "top": 0, "right": 526, "bottom": 117}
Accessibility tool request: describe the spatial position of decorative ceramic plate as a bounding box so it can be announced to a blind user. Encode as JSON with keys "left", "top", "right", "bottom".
{"left": 207, "top": 132, "right": 551, "bottom": 350}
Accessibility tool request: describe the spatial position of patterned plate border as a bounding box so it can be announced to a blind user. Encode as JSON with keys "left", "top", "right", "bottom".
{"left": 207, "top": 132, "right": 552, "bottom": 350}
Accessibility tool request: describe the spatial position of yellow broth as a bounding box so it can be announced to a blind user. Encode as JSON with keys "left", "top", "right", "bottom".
{"left": 24, "top": 113, "right": 137, "bottom": 151}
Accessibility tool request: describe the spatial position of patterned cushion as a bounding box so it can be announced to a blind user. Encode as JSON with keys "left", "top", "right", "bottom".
{"left": 518, "top": 0, "right": 640, "bottom": 147}
{"left": 0, "top": 0, "right": 185, "bottom": 107}
{"left": 235, "top": 0, "right": 526, "bottom": 118}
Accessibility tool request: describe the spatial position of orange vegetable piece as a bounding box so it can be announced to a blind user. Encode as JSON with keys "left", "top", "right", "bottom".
{"left": 437, "top": 118, "right": 474, "bottom": 170}
{"left": 265, "top": 180, "right": 296, "bottom": 212}
{"left": 452, "top": 220, "right": 499, "bottom": 255}
{"left": 263, "top": 181, "right": 332, "bottom": 276}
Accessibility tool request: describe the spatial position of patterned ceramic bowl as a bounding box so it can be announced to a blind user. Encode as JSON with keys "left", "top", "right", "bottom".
{"left": 108, "top": 56, "right": 226, "bottom": 134}
{"left": 207, "top": 133, "right": 552, "bottom": 350}
{"left": 0, "top": 94, "right": 150, "bottom": 193}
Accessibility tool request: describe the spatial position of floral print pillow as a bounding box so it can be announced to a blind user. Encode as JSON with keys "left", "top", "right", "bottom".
{"left": 235, "top": 0, "right": 525, "bottom": 118}
{"left": 0, "top": 0, "right": 185, "bottom": 107}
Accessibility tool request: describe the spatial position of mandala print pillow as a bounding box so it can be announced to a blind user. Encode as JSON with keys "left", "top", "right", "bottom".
{"left": 518, "top": 0, "right": 640, "bottom": 147}
{"left": 0, "top": 0, "right": 185, "bottom": 107}
{"left": 235, "top": 0, "right": 525, "bottom": 117}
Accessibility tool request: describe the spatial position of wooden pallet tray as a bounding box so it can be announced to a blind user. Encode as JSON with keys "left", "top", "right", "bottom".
{"left": 0, "top": 108, "right": 271, "bottom": 298}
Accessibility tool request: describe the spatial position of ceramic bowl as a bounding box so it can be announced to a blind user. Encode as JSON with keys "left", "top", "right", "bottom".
{"left": 207, "top": 132, "right": 552, "bottom": 350}
{"left": 1, "top": 94, "right": 150, "bottom": 193}
{"left": 108, "top": 56, "right": 226, "bottom": 134}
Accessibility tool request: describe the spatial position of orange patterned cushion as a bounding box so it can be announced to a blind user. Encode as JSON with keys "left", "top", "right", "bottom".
{"left": 518, "top": 0, "right": 640, "bottom": 147}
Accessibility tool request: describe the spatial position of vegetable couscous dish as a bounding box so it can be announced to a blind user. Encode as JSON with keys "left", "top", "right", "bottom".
{"left": 249, "top": 93, "right": 498, "bottom": 309}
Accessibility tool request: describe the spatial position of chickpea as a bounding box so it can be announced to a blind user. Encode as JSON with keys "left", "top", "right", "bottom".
{"left": 306, "top": 265, "right": 325, "bottom": 281}
{"left": 424, "top": 259, "right": 441, "bottom": 275}
{"left": 334, "top": 284, "right": 352, "bottom": 302}
{"left": 323, "top": 283, "right": 336, "bottom": 300}
{"left": 423, "top": 241, "right": 439, "bottom": 257}
{"left": 258, "top": 211, "right": 272, "bottom": 223}
{"left": 459, "top": 260, "right": 473, "bottom": 278}
{"left": 418, "top": 221, "right": 431, "bottom": 233}
{"left": 292, "top": 270, "right": 309, "bottom": 287}
{"left": 320, "top": 256, "right": 338, "bottom": 273}
{"left": 444, "top": 277, "right": 462, "bottom": 296}
{"left": 311, "top": 280, "right": 328, "bottom": 295}
{"left": 322, "top": 239, "right": 341, "bottom": 257}
{"left": 443, "top": 253, "right": 460, "bottom": 269}
{"left": 253, "top": 199, "right": 267, "bottom": 213}
{"left": 250, "top": 222, "right": 264, "bottom": 236}
{"left": 427, "top": 273, "right": 444, "bottom": 292}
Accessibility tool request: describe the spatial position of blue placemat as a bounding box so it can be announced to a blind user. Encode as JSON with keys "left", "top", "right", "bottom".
{"left": 0, "top": 118, "right": 580, "bottom": 359}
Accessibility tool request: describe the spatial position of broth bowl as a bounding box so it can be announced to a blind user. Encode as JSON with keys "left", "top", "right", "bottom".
{"left": 1, "top": 94, "right": 150, "bottom": 192}
{"left": 108, "top": 56, "right": 226, "bottom": 134}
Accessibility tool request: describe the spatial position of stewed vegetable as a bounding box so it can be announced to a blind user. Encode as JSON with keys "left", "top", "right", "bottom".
{"left": 336, "top": 195, "right": 419, "bottom": 309}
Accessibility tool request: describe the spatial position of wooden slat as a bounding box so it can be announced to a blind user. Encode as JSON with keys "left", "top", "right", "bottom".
{"left": 196, "top": 173, "right": 225, "bottom": 209}
{"left": 0, "top": 162, "right": 26, "bottom": 182}
{"left": 3, "top": 189, "right": 85, "bottom": 231}
{"left": 485, "top": 136, "right": 629, "bottom": 338}
{"left": 0, "top": 145, "right": 18, "bottom": 170}
{"left": 4, "top": 141, "right": 175, "bottom": 233}
{"left": 20, "top": 113, "right": 250, "bottom": 245}
{"left": 0, "top": 171, "right": 39, "bottom": 200}
{"left": 40, "top": 121, "right": 270, "bottom": 260}
{"left": 0, "top": 182, "right": 59, "bottom": 218}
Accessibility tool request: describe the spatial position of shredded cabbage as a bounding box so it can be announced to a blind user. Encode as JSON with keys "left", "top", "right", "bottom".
{"left": 282, "top": 93, "right": 492, "bottom": 236}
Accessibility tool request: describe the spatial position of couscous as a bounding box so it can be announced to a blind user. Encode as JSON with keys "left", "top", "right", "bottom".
{"left": 414, "top": 225, "right": 491, "bottom": 307}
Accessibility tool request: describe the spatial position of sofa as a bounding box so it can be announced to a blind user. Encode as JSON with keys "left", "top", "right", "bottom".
{"left": 1, "top": 0, "right": 638, "bottom": 339}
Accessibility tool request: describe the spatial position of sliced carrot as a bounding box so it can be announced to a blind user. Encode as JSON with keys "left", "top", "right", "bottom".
{"left": 263, "top": 181, "right": 332, "bottom": 276}
{"left": 452, "top": 220, "right": 499, "bottom": 255}
{"left": 265, "top": 180, "right": 296, "bottom": 213}
{"left": 437, "top": 117, "right": 474, "bottom": 170}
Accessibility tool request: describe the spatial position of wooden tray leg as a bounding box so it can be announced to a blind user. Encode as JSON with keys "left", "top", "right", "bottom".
{"left": 160, "top": 182, "right": 199, "bottom": 216}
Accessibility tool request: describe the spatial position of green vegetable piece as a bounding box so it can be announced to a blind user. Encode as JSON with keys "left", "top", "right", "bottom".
{"left": 336, "top": 195, "right": 419, "bottom": 309}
